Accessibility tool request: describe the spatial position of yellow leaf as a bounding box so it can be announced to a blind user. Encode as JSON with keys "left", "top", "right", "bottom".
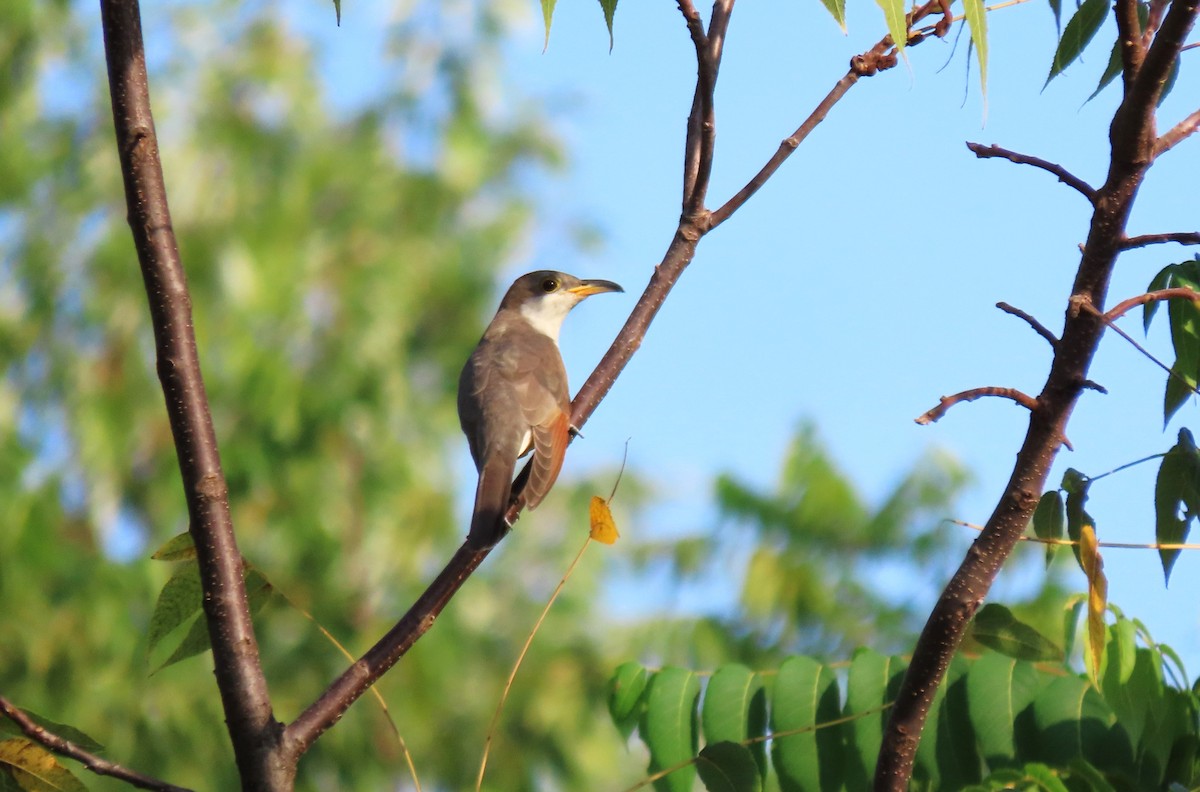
{"left": 589, "top": 496, "right": 619, "bottom": 545}
{"left": 0, "top": 738, "right": 87, "bottom": 792}
{"left": 1079, "top": 524, "right": 1108, "bottom": 682}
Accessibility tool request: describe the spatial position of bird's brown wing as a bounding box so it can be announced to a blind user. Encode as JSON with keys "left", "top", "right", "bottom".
{"left": 525, "top": 409, "right": 570, "bottom": 510}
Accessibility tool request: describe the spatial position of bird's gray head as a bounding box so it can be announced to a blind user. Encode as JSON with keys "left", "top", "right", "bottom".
{"left": 499, "top": 270, "right": 623, "bottom": 342}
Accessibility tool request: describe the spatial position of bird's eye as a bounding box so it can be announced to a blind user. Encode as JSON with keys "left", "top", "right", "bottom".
{"left": 541, "top": 278, "right": 559, "bottom": 293}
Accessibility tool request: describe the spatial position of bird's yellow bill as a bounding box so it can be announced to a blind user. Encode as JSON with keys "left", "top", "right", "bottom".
{"left": 568, "top": 280, "right": 622, "bottom": 297}
{"left": 589, "top": 496, "right": 620, "bottom": 545}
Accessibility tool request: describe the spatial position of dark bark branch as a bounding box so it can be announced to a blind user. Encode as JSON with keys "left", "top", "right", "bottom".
{"left": 679, "top": 0, "right": 710, "bottom": 210}
{"left": 0, "top": 696, "right": 192, "bottom": 792}
{"left": 1121, "top": 230, "right": 1200, "bottom": 248}
{"left": 965, "top": 142, "right": 1097, "bottom": 201}
{"left": 1156, "top": 107, "right": 1200, "bottom": 156}
{"left": 876, "top": 1, "right": 1199, "bottom": 789}
{"left": 1116, "top": 0, "right": 1146, "bottom": 88}
{"left": 284, "top": 545, "right": 488, "bottom": 754}
{"left": 98, "top": 0, "right": 283, "bottom": 789}
{"left": 1104, "top": 286, "right": 1200, "bottom": 321}
{"left": 996, "top": 301, "right": 1059, "bottom": 347}
{"left": 914, "top": 387, "right": 1039, "bottom": 425}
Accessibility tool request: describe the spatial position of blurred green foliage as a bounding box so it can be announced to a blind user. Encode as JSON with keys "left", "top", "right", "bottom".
{"left": 0, "top": 1, "right": 627, "bottom": 789}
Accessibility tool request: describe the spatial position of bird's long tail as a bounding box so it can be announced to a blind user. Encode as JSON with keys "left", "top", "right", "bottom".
{"left": 467, "top": 452, "right": 518, "bottom": 548}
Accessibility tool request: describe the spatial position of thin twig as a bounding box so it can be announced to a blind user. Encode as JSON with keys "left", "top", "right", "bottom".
{"left": 476, "top": 538, "right": 592, "bottom": 790}
{"left": 965, "top": 142, "right": 1096, "bottom": 202}
{"left": 1103, "top": 286, "right": 1200, "bottom": 322}
{"left": 915, "top": 387, "right": 1038, "bottom": 425}
{"left": 1085, "top": 303, "right": 1200, "bottom": 397}
{"left": 0, "top": 696, "right": 192, "bottom": 792}
{"left": 996, "top": 301, "right": 1058, "bottom": 347}
{"left": 952, "top": 518, "right": 1200, "bottom": 549}
{"left": 1121, "top": 231, "right": 1200, "bottom": 249}
{"left": 98, "top": 0, "right": 280, "bottom": 785}
{"left": 1157, "top": 107, "right": 1200, "bottom": 157}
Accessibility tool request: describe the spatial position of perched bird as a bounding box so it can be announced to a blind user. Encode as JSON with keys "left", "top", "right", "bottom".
{"left": 458, "top": 270, "right": 623, "bottom": 548}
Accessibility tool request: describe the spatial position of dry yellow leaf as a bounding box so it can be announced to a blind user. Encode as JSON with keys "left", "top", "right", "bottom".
{"left": 1079, "top": 524, "right": 1108, "bottom": 682}
{"left": 589, "top": 496, "right": 620, "bottom": 545}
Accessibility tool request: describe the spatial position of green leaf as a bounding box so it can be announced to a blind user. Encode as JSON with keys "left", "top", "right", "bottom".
{"left": 963, "top": 0, "right": 988, "bottom": 99}
{"left": 1031, "top": 676, "right": 1132, "bottom": 774}
{"left": 702, "top": 664, "right": 766, "bottom": 780}
{"left": 1155, "top": 429, "right": 1200, "bottom": 583}
{"left": 332, "top": 0, "right": 340, "bottom": 26}
{"left": 0, "top": 738, "right": 87, "bottom": 792}
{"left": 540, "top": 0, "right": 557, "bottom": 51}
{"left": 818, "top": 0, "right": 848, "bottom": 33}
{"left": 973, "top": 603, "right": 1064, "bottom": 662}
{"left": 1086, "top": 41, "right": 1123, "bottom": 104}
{"left": 154, "top": 611, "right": 212, "bottom": 672}
{"left": 696, "top": 742, "right": 762, "bottom": 792}
{"left": 1020, "top": 762, "right": 1072, "bottom": 792}
{"left": 0, "top": 714, "right": 103, "bottom": 756}
{"left": 150, "top": 531, "right": 196, "bottom": 561}
{"left": 598, "top": 0, "right": 618, "bottom": 50}
{"left": 1045, "top": 0, "right": 1109, "bottom": 85}
{"left": 1063, "top": 468, "right": 1094, "bottom": 572}
{"left": 917, "top": 657, "right": 980, "bottom": 789}
{"left": 146, "top": 560, "right": 203, "bottom": 659}
{"left": 609, "top": 661, "right": 649, "bottom": 740}
{"left": 1067, "top": 757, "right": 1118, "bottom": 792}
{"left": 770, "top": 656, "right": 843, "bottom": 792}
{"left": 641, "top": 667, "right": 700, "bottom": 792}
{"left": 1159, "top": 56, "right": 1181, "bottom": 107}
{"left": 1032, "top": 490, "right": 1066, "bottom": 567}
{"left": 1165, "top": 278, "right": 1200, "bottom": 423}
{"left": 1145, "top": 264, "right": 1176, "bottom": 331}
{"left": 874, "top": 0, "right": 908, "bottom": 59}
{"left": 966, "top": 652, "right": 1042, "bottom": 766}
{"left": 1063, "top": 596, "right": 1087, "bottom": 665}
{"left": 1048, "top": 0, "right": 1063, "bottom": 36}
{"left": 845, "top": 649, "right": 898, "bottom": 790}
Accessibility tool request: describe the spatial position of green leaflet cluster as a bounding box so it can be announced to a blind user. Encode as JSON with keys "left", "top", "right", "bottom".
{"left": 607, "top": 611, "right": 1200, "bottom": 792}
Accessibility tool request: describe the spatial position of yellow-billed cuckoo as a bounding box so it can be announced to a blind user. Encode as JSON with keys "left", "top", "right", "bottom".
{"left": 458, "top": 270, "right": 623, "bottom": 548}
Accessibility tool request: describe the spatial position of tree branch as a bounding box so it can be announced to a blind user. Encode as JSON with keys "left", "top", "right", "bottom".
{"left": 1104, "top": 286, "right": 1200, "bottom": 321}
{"left": 1116, "top": 0, "right": 1146, "bottom": 87}
{"left": 1157, "top": 107, "right": 1200, "bottom": 156}
{"left": 914, "top": 387, "right": 1038, "bottom": 425}
{"left": 0, "top": 697, "right": 192, "bottom": 792}
{"left": 996, "top": 301, "right": 1059, "bottom": 347}
{"left": 965, "top": 142, "right": 1096, "bottom": 201}
{"left": 1121, "top": 230, "right": 1200, "bottom": 249}
{"left": 284, "top": 544, "right": 488, "bottom": 754}
{"left": 876, "top": 1, "right": 1199, "bottom": 788}
{"left": 98, "top": 0, "right": 282, "bottom": 787}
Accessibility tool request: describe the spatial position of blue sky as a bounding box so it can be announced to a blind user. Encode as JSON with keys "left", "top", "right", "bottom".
{"left": 313, "top": 0, "right": 1200, "bottom": 665}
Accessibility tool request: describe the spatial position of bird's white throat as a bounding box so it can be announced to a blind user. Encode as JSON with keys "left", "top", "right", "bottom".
{"left": 518, "top": 292, "right": 580, "bottom": 344}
